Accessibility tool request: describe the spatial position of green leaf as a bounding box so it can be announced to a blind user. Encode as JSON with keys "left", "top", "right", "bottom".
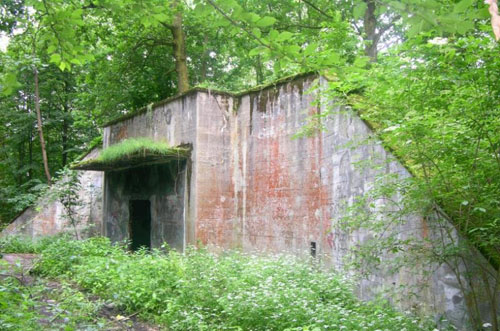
{"left": 389, "top": 1, "right": 406, "bottom": 11}
{"left": 268, "top": 29, "right": 279, "bottom": 40}
{"left": 407, "top": 20, "right": 424, "bottom": 38}
{"left": 248, "top": 46, "right": 267, "bottom": 57}
{"left": 353, "top": 2, "right": 367, "bottom": 19}
{"left": 1, "top": 72, "right": 20, "bottom": 96}
{"left": 354, "top": 57, "right": 369, "bottom": 68}
{"left": 215, "top": 18, "right": 231, "bottom": 27}
{"left": 153, "top": 13, "right": 169, "bottom": 22}
{"left": 304, "top": 42, "right": 318, "bottom": 56}
{"left": 242, "top": 12, "right": 260, "bottom": 23}
{"left": 252, "top": 28, "right": 262, "bottom": 38}
{"left": 141, "top": 16, "right": 152, "bottom": 28}
{"left": 59, "top": 61, "right": 70, "bottom": 71}
{"left": 284, "top": 45, "right": 300, "bottom": 54}
{"left": 454, "top": 0, "right": 473, "bottom": 13}
{"left": 50, "top": 53, "right": 62, "bottom": 64}
{"left": 255, "top": 16, "right": 276, "bottom": 27}
{"left": 276, "top": 31, "right": 293, "bottom": 42}
{"left": 47, "top": 44, "right": 57, "bottom": 54}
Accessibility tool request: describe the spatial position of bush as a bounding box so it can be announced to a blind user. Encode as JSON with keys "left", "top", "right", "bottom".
{"left": 30, "top": 237, "right": 439, "bottom": 330}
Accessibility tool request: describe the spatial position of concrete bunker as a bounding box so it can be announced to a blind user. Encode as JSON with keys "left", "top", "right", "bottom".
{"left": 8, "top": 74, "right": 499, "bottom": 326}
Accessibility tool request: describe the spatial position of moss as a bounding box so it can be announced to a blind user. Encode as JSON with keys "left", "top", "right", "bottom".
{"left": 98, "top": 138, "right": 183, "bottom": 162}
{"left": 71, "top": 138, "right": 190, "bottom": 171}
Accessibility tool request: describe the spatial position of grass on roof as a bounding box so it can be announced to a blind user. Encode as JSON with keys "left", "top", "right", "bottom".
{"left": 97, "top": 137, "right": 188, "bottom": 163}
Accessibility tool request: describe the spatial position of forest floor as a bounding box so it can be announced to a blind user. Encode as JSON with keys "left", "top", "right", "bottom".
{"left": 1, "top": 253, "right": 162, "bottom": 331}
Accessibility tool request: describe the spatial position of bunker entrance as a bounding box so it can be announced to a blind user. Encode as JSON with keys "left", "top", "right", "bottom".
{"left": 129, "top": 200, "right": 151, "bottom": 251}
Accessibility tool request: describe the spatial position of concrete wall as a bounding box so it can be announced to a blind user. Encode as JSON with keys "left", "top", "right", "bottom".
{"left": 1, "top": 148, "right": 103, "bottom": 239}
{"left": 102, "top": 93, "right": 198, "bottom": 249}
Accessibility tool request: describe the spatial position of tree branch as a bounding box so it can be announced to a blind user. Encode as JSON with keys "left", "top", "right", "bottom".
{"left": 300, "top": 0, "right": 332, "bottom": 19}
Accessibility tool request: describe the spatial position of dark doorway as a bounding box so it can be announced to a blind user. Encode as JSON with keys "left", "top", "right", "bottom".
{"left": 129, "top": 200, "right": 151, "bottom": 251}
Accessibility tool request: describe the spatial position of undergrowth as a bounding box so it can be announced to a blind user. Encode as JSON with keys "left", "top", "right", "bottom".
{"left": 0, "top": 258, "right": 110, "bottom": 330}
{"left": 27, "top": 237, "right": 439, "bottom": 330}
{"left": 0, "top": 235, "right": 56, "bottom": 254}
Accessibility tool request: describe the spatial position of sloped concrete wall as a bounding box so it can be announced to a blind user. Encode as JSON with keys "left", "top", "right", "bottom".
{"left": 192, "top": 76, "right": 493, "bottom": 327}
{"left": 1, "top": 148, "right": 103, "bottom": 239}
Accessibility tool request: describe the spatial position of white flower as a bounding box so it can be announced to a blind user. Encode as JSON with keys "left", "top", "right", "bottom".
{"left": 428, "top": 37, "right": 448, "bottom": 45}
{"left": 483, "top": 323, "right": 492, "bottom": 328}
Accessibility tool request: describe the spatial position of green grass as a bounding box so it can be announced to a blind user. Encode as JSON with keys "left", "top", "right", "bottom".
{"left": 27, "top": 237, "right": 440, "bottom": 331}
{"left": 97, "top": 137, "right": 189, "bottom": 163}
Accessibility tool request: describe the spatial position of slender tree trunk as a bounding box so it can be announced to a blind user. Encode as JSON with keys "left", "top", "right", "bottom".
{"left": 28, "top": 130, "right": 33, "bottom": 179}
{"left": 363, "top": 0, "right": 378, "bottom": 62}
{"left": 28, "top": 100, "right": 33, "bottom": 180}
{"left": 170, "top": 3, "right": 189, "bottom": 93}
{"left": 34, "top": 68, "right": 51, "bottom": 185}
{"left": 62, "top": 78, "right": 69, "bottom": 167}
{"left": 62, "top": 116, "right": 68, "bottom": 167}
{"left": 200, "top": 34, "right": 209, "bottom": 83}
{"left": 18, "top": 141, "right": 24, "bottom": 185}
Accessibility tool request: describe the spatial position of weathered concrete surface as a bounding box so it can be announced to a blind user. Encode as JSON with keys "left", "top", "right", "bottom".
{"left": 1, "top": 148, "right": 103, "bottom": 239}
{"left": 189, "top": 76, "right": 497, "bottom": 327}
{"left": 102, "top": 93, "right": 197, "bottom": 250}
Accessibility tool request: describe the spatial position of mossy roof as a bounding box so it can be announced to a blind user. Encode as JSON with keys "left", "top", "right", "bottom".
{"left": 71, "top": 137, "right": 190, "bottom": 171}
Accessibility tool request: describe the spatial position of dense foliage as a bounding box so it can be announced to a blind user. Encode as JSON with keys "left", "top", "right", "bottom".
{"left": 0, "top": 236, "right": 439, "bottom": 330}
{"left": 349, "top": 35, "right": 500, "bottom": 265}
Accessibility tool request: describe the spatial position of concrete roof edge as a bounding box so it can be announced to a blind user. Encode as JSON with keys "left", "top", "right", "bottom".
{"left": 102, "top": 71, "right": 319, "bottom": 128}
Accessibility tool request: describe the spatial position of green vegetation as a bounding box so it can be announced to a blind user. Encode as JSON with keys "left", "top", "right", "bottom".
{"left": 0, "top": 273, "right": 39, "bottom": 330}
{"left": 23, "top": 236, "right": 436, "bottom": 330}
{"left": 0, "top": 245, "right": 112, "bottom": 330}
{"left": 72, "top": 137, "right": 191, "bottom": 170}
{"left": 0, "top": 276, "right": 110, "bottom": 331}
{"left": 0, "top": 235, "right": 54, "bottom": 254}
{"left": 97, "top": 138, "right": 189, "bottom": 163}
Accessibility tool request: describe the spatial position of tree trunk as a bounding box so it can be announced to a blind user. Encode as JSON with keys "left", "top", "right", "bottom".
{"left": 34, "top": 68, "right": 51, "bottom": 186}
{"left": 363, "top": 0, "right": 378, "bottom": 62}
{"left": 62, "top": 78, "right": 69, "bottom": 168}
{"left": 200, "top": 34, "right": 209, "bottom": 83}
{"left": 170, "top": 3, "right": 189, "bottom": 93}
{"left": 62, "top": 116, "right": 68, "bottom": 167}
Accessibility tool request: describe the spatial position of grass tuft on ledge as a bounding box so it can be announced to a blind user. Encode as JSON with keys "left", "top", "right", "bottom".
{"left": 71, "top": 137, "right": 190, "bottom": 171}
{"left": 98, "top": 137, "right": 185, "bottom": 162}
